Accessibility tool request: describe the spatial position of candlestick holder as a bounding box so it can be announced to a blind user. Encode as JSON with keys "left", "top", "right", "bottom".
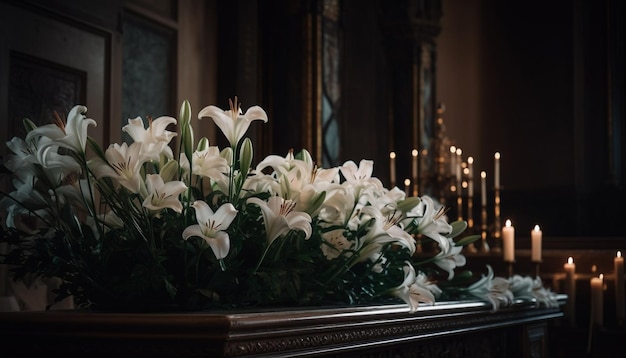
{"left": 491, "top": 188, "right": 502, "bottom": 253}
{"left": 532, "top": 261, "right": 541, "bottom": 278}
{"left": 480, "top": 204, "right": 489, "bottom": 253}
{"left": 467, "top": 196, "right": 474, "bottom": 232}
{"left": 506, "top": 261, "right": 514, "bottom": 278}
{"left": 456, "top": 195, "right": 463, "bottom": 221}
{"left": 480, "top": 230, "right": 490, "bottom": 253}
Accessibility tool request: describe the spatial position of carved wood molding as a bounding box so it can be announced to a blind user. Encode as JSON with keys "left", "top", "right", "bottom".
{"left": 0, "top": 296, "right": 565, "bottom": 357}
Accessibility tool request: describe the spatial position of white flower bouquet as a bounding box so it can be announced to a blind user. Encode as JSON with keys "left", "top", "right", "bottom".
{"left": 0, "top": 98, "right": 557, "bottom": 311}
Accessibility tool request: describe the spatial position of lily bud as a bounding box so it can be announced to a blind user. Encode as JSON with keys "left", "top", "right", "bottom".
{"left": 179, "top": 101, "right": 194, "bottom": 166}
{"left": 221, "top": 147, "right": 233, "bottom": 166}
{"left": 239, "top": 137, "right": 253, "bottom": 178}
{"left": 22, "top": 118, "right": 37, "bottom": 133}
{"left": 305, "top": 191, "right": 326, "bottom": 216}
{"left": 159, "top": 159, "right": 179, "bottom": 182}
{"left": 295, "top": 149, "right": 313, "bottom": 165}
{"left": 179, "top": 100, "right": 192, "bottom": 127}
{"left": 196, "top": 137, "right": 209, "bottom": 152}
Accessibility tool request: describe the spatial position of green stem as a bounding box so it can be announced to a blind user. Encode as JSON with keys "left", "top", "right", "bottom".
{"left": 252, "top": 243, "right": 271, "bottom": 275}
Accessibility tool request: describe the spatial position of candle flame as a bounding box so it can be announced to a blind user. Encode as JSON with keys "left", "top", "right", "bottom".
{"left": 568, "top": 257, "right": 573, "bottom": 264}
{"left": 389, "top": 152, "right": 396, "bottom": 159}
{"left": 412, "top": 149, "right": 418, "bottom": 157}
{"left": 468, "top": 156, "right": 474, "bottom": 164}
{"left": 618, "top": 251, "right": 622, "bottom": 258}
{"left": 534, "top": 224, "right": 540, "bottom": 231}
{"left": 599, "top": 273, "right": 604, "bottom": 280}
{"left": 456, "top": 148, "right": 462, "bottom": 155}
{"left": 505, "top": 219, "right": 512, "bottom": 227}
{"left": 495, "top": 152, "right": 501, "bottom": 159}
{"left": 450, "top": 146, "right": 456, "bottom": 154}
{"left": 481, "top": 171, "right": 486, "bottom": 179}
{"left": 404, "top": 178, "right": 411, "bottom": 186}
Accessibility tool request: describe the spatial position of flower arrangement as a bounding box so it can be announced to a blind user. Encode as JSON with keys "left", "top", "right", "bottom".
{"left": 0, "top": 98, "right": 558, "bottom": 312}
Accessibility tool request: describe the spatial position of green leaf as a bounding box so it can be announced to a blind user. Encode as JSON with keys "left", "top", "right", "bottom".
{"left": 87, "top": 136, "right": 107, "bottom": 161}
{"left": 396, "top": 197, "right": 421, "bottom": 212}
{"left": 455, "top": 234, "right": 481, "bottom": 247}
{"left": 22, "top": 118, "right": 38, "bottom": 132}
{"left": 448, "top": 220, "right": 468, "bottom": 238}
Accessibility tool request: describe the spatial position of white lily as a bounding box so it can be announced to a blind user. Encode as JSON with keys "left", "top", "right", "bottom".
{"left": 192, "top": 144, "right": 229, "bottom": 181}
{"left": 122, "top": 115, "right": 177, "bottom": 161}
{"left": 433, "top": 238, "right": 467, "bottom": 280}
{"left": 530, "top": 276, "right": 559, "bottom": 308}
{"left": 247, "top": 196, "right": 312, "bottom": 246}
{"left": 411, "top": 195, "right": 452, "bottom": 253}
{"left": 197, "top": 96, "right": 268, "bottom": 147}
{"left": 4, "top": 137, "right": 38, "bottom": 178}
{"left": 0, "top": 177, "right": 51, "bottom": 228}
{"left": 390, "top": 263, "right": 437, "bottom": 313}
{"left": 182, "top": 201, "right": 238, "bottom": 260}
{"left": 359, "top": 206, "right": 416, "bottom": 255}
{"left": 339, "top": 159, "right": 384, "bottom": 198}
{"left": 26, "top": 105, "right": 96, "bottom": 158}
{"left": 90, "top": 142, "right": 148, "bottom": 194}
{"left": 142, "top": 174, "right": 188, "bottom": 214}
{"left": 321, "top": 228, "right": 354, "bottom": 260}
{"left": 467, "top": 265, "right": 514, "bottom": 311}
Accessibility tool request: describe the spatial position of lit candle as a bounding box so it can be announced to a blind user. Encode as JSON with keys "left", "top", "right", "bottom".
{"left": 467, "top": 157, "right": 474, "bottom": 198}
{"left": 450, "top": 146, "right": 456, "bottom": 174}
{"left": 480, "top": 171, "right": 487, "bottom": 207}
{"left": 591, "top": 273, "right": 604, "bottom": 327}
{"left": 564, "top": 257, "right": 576, "bottom": 324}
{"left": 531, "top": 225, "right": 542, "bottom": 262}
{"left": 404, "top": 178, "right": 411, "bottom": 197}
{"left": 456, "top": 148, "right": 462, "bottom": 186}
{"left": 616, "top": 251, "right": 625, "bottom": 324}
{"left": 411, "top": 149, "right": 418, "bottom": 185}
{"left": 389, "top": 152, "right": 396, "bottom": 188}
{"left": 494, "top": 152, "right": 500, "bottom": 190}
{"left": 502, "top": 219, "right": 515, "bottom": 263}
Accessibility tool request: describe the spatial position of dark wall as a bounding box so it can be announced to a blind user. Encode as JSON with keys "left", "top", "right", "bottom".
{"left": 214, "top": 0, "right": 626, "bottom": 238}
{"left": 439, "top": 0, "right": 626, "bottom": 238}
{"left": 479, "top": 0, "right": 578, "bottom": 237}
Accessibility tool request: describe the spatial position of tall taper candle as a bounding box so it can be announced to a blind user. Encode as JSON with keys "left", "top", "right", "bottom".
{"left": 467, "top": 157, "right": 474, "bottom": 198}
{"left": 502, "top": 219, "right": 515, "bottom": 263}
{"left": 389, "top": 152, "right": 396, "bottom": 188}
{"left": 591, "top": 274, "right": 604, "bottom": 327}
{"left": 411, "top": 149, "right": 418, "bottom": 182}
{"left": 480, "top": 171, "right": 487, "bottom": 207}
{"left": 531, "top": 225, "right": 542, "bottom": 262}
{"left": 450, "top": 146, "right": 456, "bottom": 174}
{"left": 616, "top": 251, "right": 624, "bottom": 325}
{"left": 456, "top": 148, "right": 462, "bottom": 187}
{"left": 494, "top": 152, "right": 501, "bottom": 190}
{"left": 404, "top": 178, "right": 411, "bottom": 197}
{"left": 564, "top": 257, "right": 576, "bottom": 325}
